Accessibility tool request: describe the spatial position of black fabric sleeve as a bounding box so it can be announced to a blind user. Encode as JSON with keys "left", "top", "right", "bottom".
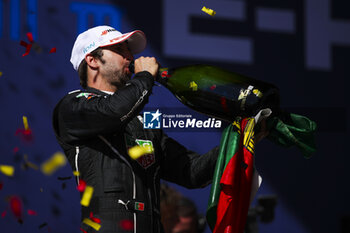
{"left": 159, "top": 131, "right": 219, "bottom": 189}
{"left": 56, "top": 71, "right": 154, "bottom": 142}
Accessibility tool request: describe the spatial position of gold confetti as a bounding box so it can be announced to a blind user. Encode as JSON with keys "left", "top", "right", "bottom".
{"left": 0, "top": 165, "right": 15, "bottom": 176}
{"left": 81, "top": 185, "right": 94, "bottom": 207}
{"left": 22, "top": 116, "right": 29, "bottom": 130}
{"left": 189, "top": 81, "right": 198, "bottom": 91}
{"left": 128, "top": 145, "right": 154, "bottom": 160}
{"left": 0, "top": 71, "right": 3, "bottom": 77}
{"left": 41, "top": 152, "right": 67, "bottom": 175}
{"left": 83, "top": 218, "right": 101, "bottom": 231}
{"left": 23, "top": 154, "right": 39, "bottom": 170}
{"left": 253, "top": 89, "right": 263, "bottom": 98}
{"left": 202, "top": 6, "right": 216, "bottom": 16}
{"left": 73, "top": 170, "right": 80, "bottom": 176}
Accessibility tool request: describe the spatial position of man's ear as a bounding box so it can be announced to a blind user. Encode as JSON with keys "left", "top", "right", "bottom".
{"left": 85, "top": 54, "right": 99, "bottom": 69}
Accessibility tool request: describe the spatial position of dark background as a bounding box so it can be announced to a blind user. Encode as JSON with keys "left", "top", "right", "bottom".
{"left": 0, "top": 0, "right": 348, "bottom": 232}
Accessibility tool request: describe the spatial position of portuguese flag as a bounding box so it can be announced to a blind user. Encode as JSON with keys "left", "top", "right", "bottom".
{"left": 206, "top": 118, "right": 259, "bottom": 233}
{"left": 206, "top": 112, "right": 317, "bottom": 233}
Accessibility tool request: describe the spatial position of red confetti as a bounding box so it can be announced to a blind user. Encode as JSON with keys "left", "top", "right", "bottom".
{"left": 220, "top": 97, "right": 229, "bottom": 112}
{"left": 27, "top": 209, "right": 37, "bottom": 216}
{"left": 119, "top": 219, "right": 134, "bottom": 231}
{"left": 1, "top": 210, "right": 7, "bottom": 218}
{"left": 0, "top": 182, "right": 3, "bottom": 190}
{"left": 15, "top": 129, "right": 33, "bottom": 142}
{"left": 19, "top": 32, "right": 34, "bottom": 56}
{"left": 26, "top": 32, "right": 34, "bottom": 43}
{"left": 89, "top": 212, "right": 101, "bottom": 224}
{"left": 19, "top": 41, "right": 32, "bottom": 57}
{"left": 13, "top": 147, "right": 19, "bottom": 154}
{"left": 49, "top": 47, "right": 56, "bottom": 53}
{"left": 9, "top": 196, "right": 22, "bottom": 219}
{"left": 80, "top": 228, "right": 87, "bottom": 233}
{"left": 77, "top": 179, "right": 86, "bottom": 192}
{"left": 20, "top": 40, "right": 28, "bottom": 47}
{"left": 210, "top": 85, "right": 216, "bottom": 90}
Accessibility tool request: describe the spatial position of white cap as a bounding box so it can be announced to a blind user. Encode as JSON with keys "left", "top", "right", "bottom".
{"left": 70, "top": 25, "right": 147, "bottom": 70}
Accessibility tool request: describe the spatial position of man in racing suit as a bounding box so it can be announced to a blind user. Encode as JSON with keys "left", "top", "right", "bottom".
{"left": 52, "top": 25, "right": 219, "bottom": 233}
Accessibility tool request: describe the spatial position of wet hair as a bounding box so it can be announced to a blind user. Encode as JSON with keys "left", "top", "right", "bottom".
{"left": 77, "top": 47, "right": 105, "bottom": 89}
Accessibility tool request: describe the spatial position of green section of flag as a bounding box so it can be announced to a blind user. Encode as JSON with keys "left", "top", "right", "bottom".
{"left": 266, "top": 113, "right": 317, "bottom": 158}
{"left": 206, "top": 122, "right": 241, "bottom": 230}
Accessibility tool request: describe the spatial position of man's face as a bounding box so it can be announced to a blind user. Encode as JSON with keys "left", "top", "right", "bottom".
{"left": 98, "top": 42, "right": 134, "bottom": 88}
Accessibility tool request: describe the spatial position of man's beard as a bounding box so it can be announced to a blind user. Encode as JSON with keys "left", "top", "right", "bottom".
{"left": 109, "top": 69, "right": 131, "bottom": 89}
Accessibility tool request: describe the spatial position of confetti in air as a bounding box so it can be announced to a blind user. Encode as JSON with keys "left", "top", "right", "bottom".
{"left": 27, "top": 209, "right": 38, "bottom": 216}
{"left": 49, "top": 47, "right": 57, "bottom": 53}
{"left": 81, "top": 186, "right": 94, "bottom": 207}
{"left": 90, "top": 212, "right": 101, "bottom": 224}
{"left": 15, "top": 116, "right": 33, "bottom": 142}
{"left": 128, "top": 145, "right": 154, "bottom": 160}
{"left": 22, "top": 116, "right": 29, "bottom": 130}
{"left": 9, "top": 196, "right": 23, "bottom": 222}
{"left": 1, "top": 210, "right": 7, "bottom": 218}
{"left": 22, "top": 154, "right": 39, "bottom": 170}
{"left": 0, "top": 165, "right": 15, "bottom": 176}
{"left": 19, "top": 32, "right": 34, "bottom": 56}
{"left": 201, "top": 6, "right": 216, "bottom": 16}
{"left": 83, "top": 218, "right": 101, "bottom": 231}
{"left": 13, "top": 147, "right": 19, "bottom": 154}
{"left": 189, "top": 81, "right": 198, "bottom": 91}
{"left": 40, "top": 152, "right": 67, "bottom": 175}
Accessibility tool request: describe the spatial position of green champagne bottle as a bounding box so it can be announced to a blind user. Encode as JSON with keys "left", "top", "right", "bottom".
{"left": 130, "top": 62, "right": 280, "bottom": 122}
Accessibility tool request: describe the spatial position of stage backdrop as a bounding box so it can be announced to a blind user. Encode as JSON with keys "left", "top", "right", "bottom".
{"left": 0, "top": 0, "right": 348, "bottom": 233}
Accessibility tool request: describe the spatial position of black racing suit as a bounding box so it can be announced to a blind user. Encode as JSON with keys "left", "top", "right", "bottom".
{"left": 52, "top": 71, "right": 219, "bottom": 233}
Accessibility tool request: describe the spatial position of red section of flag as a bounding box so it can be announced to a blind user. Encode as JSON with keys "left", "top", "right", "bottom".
{"left": 89, "top": 212, "right": 101, "bottom": 224}
{"left": 49, "top": 47, "right": 56, "bottom": 53}
{"left": 119, "top": 219, "right": 134, "bottom": 231}
{"left": 80, "top": 227, "right": 87, "bottom": 233}
{"left": 77, "top": 179, "right": 86, "bottom": 192}
{"left": 27, "top": 209, "right": 37, "bottom": 216}
{"left": 213, "top": 119, "right": 254, "bottom": 233}
{"left": 9, "top": 196, "right": 23, "bottom": 220}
